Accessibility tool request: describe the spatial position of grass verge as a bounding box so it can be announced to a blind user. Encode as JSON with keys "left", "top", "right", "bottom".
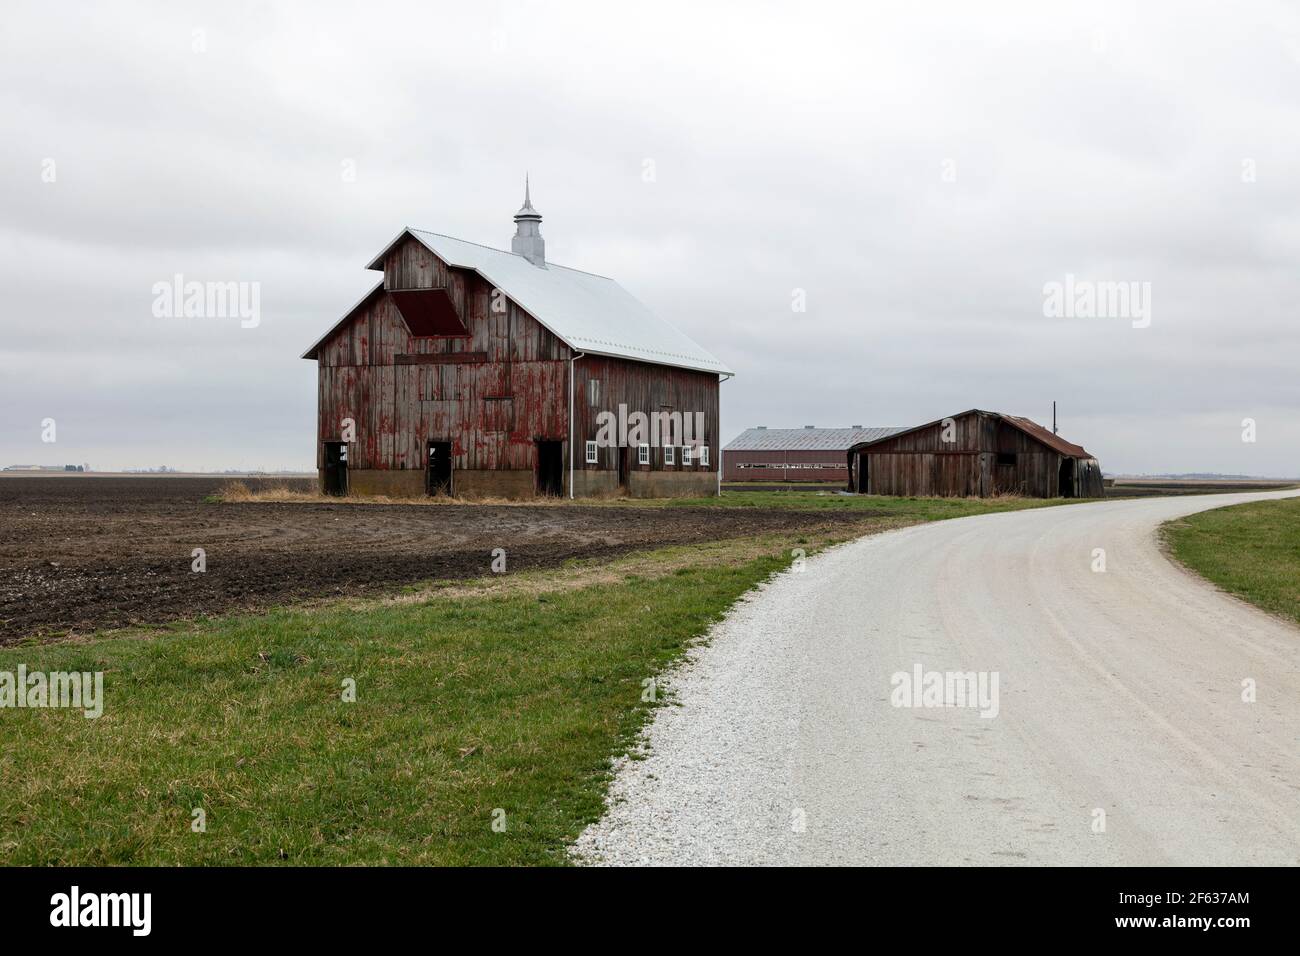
{"left": 0, "top": 534, "right": 831, "bottom": 866}
{"left": 1161, "top": 497, "right": 1300, "bottom": 627}
{"left": 637, "top": 490, "right": 1082, "bottom": 516}
{"left": 0, "top": 492, "right": 1089, "bottom": 866}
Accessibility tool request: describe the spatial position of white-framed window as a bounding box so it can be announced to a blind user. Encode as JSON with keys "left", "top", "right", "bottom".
{"left": 588, "top": 379, "right": 601, "bottom": 406}
{"left": 638, "top": 443, "right": 650, "bottom": 465}
{"left": 682, "top": 444, "right": 693, "bottom": 465}
{"left": 585, "top": 440, "right": 598, "bottom": 465}
{"left": 700, "top": 444, "right": 710, "bottom": 467}
{"left": 664, "top": 444, "right": 674, "bottom": 465}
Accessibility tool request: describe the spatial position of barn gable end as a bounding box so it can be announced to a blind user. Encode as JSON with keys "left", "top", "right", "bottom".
{"left": 302, "top": 187, "right": 727, "bottom": 499}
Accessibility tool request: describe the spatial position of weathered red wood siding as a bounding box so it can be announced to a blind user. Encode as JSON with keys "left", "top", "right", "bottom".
{"left": 315, "top": 235, "right": 570, "bottom": 472}
{"left": 314, "top": 235, "right": 721, "bottom": 495}
{"left": 571, "top": 355, "right": 720, "bottom": 474}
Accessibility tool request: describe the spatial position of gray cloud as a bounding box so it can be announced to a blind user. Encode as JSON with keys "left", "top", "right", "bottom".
{"left": 2, "top": 0, "right": 1297, "bottom": 475}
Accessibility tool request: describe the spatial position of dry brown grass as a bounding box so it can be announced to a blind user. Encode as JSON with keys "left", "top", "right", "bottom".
{"left": 215, "top": 479, "right": 580, "bottom": 507}
{"left": 214, "top": 480, "right": 1072, "bottom": 516}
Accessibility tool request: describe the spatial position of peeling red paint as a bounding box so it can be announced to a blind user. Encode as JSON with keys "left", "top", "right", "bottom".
{"left": 312, "top": 236, "right": 720, "bottom": 486}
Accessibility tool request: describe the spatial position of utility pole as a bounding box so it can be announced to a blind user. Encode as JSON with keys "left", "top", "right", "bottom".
{"left": 1052, "top": 401, "right": 1058, "bottom": 434}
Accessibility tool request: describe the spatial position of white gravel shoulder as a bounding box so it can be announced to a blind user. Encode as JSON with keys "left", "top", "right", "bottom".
{"left": 570, "top": 536, "right": 874, "bottom": 866}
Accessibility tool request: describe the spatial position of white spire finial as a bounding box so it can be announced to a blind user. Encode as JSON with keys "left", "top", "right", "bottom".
{"left": 512, "top": 174, "right": 545, "bottom": 266}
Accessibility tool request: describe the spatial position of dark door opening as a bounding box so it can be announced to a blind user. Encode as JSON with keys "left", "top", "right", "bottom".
{"left": 426, "top": 440, "right": 453, "bottom": 496}
{"left": 617, "top": 446, "right": 629, "bottom": 491}
{"left": 536, "top": 440, "right": 563, "bottom": 497}
{"left": 1058, "top": 457, "right": 1075, "bottom": 498}
{"left": 856, "top": 452, "right": 868, "bottom": 494}
{"left": 323, "top": 441, "right": 348, "bottom": 496}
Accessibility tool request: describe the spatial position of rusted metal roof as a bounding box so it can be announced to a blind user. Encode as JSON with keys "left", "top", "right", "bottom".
{"left": 848, "top": 409, "right": 1096, "bottom": 459}
{"left": 726, "top": 426, "right": 906, "bottom": 452}
{"left": 1000, "top": 415, "right": 1093, "bottom": 459}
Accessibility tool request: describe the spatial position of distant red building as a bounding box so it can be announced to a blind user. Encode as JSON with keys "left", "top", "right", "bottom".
{"left": 723, "top": 426, "right": 905, "bottom": 483}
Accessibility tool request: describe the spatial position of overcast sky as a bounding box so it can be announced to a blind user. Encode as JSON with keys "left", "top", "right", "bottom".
{"left": 2, "top": 0, "right": 1298, "bottom": 475}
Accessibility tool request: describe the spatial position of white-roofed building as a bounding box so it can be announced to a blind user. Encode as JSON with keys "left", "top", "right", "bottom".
{"left": 302, "top": 183, "right": 730, "bottom": 498}
{"left": 723, "top": 426, "right": 907, "bottom": 483}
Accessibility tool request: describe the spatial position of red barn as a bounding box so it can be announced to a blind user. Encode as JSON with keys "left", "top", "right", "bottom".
{"left": 301, "top": 184, "right": 731, "bottom": 498}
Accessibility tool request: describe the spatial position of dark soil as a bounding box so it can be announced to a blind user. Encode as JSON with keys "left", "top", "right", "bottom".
{"left": 0, "top": 476, "right": 865, "bottom": 643}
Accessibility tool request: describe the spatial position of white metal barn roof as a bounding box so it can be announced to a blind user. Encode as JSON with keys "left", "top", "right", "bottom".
{"left": 363, "top": 228, "right": 732, "bottom": 376}
{"left": 725, "top": 427, "right": 907, "bottom": 452}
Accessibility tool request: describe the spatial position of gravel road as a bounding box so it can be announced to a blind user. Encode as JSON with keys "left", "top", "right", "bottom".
{"left": 574, "top": 491, "right": 1300, "bottom": 866}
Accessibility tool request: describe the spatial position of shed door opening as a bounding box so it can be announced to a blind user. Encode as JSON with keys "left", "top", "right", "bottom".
{"left": 1058, "top": 457, "right": 1075, "bottom": 498}
{"left": 536, "top": 440, "right": 563, "bottom": 496}
{"left": 426, "top": 440, "right": 453, "bottom": 496}
{"left": 856, "top": 452, "right": 868, "bottom": 494}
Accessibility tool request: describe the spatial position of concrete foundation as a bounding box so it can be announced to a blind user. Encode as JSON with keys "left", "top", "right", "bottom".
{"left": 569, "top": 471, "right": 622, "bottom": 499}
{"left": 454, "top": 470, "right": 537, "bottom": 499}
{"left": 335, "top": 469, "right": 425, "bottom": 497}
{"left": 626, "top": 471, "right": 718, "bottom": 498}
{"left": 320, "top": 467, "right": 718, "bottom": 499}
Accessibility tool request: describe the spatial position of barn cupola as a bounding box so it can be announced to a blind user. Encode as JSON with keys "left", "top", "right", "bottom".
{"left": 511, "top": 175, "right": 546, "bottom": 267}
